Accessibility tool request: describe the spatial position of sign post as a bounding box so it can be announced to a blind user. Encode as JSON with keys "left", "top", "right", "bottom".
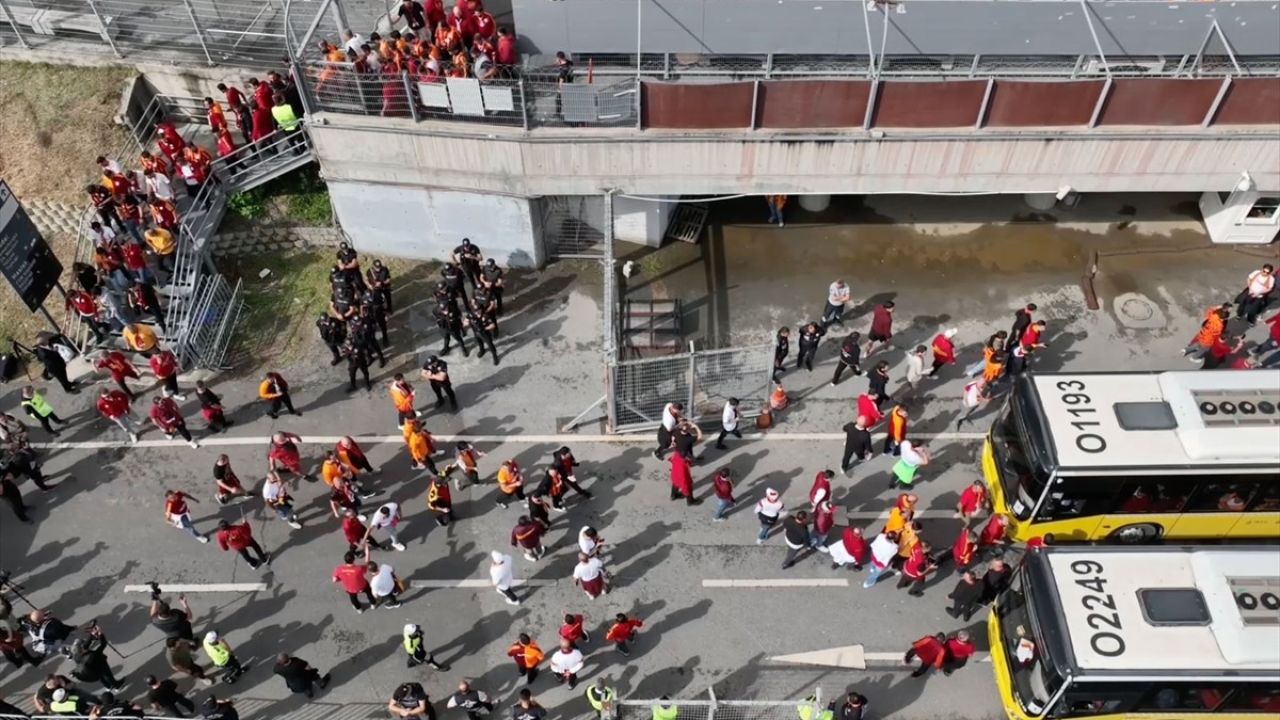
{"left": 0, "top": 180, "right": 65, "bottom": 334}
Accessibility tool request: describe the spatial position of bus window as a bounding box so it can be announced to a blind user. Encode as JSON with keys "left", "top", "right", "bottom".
{"left": 1135, "top": 684, "right": 1232, "bottom": 712}
{"left": 1221, "top": 686, "right": 1280, "bottom": 713}
{"left": 991, "top": 403, "right": 1051, "bottom": 522}
{"left": 997, "top": 571, "right": 1065, "bottom": 715}
{"left": 1037, "top": 477, "right": 1117, "bottom": 521}
{"left": 1116, "top": 481, "right": 1189, "bottom": 514}
{"left": 1185, "top": 482, "right": 1258, "bottom": 514}
{"left": 1247, "top": 485, "right": 1280, "bottom": 513}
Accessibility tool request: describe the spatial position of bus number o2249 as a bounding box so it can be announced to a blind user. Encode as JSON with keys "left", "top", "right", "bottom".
{"left": 1070, "top": 560, "right": 1126, "bottom": 658}
{"left": 1056, "top": 380, "right": 1107, "bottom": 454}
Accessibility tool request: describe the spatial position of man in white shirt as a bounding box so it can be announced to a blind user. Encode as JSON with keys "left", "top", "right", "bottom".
{"left": 578, "top": 526, "right": 604, "bottom": 558}
{"left": 365, "top": 503, "right": 406, "bottom": 551}
{"left": 822, "top": 280, "right": 852, "bottom": 327}
{"left": 862, "top": 532, "right": 899, "bottom": 588}
{"left": 369, "top": 561, "right": 403, "bottom": 609}
{"left": 548, "top": 639, "right": 585, "bottom": 689}
{"left": 144, "top": 170, "right": 174, "bottom": 202}
{"left": 88, "top": 221, "right": 117, "bottom": 249}
{"left": 903, "top": 345, "right": 927, "bottom": 392}
{"left": 955, "top": 378, "right": 989, "bottom": 429}
{"left": 572, "top": 553, "right": 607, "bottom": 600}
{"left": 489, "top": 551, "right": 520, "bottom": 605}
{"left": 342, "top": 29, "right": 365, "bottom": 55}
{"left": 714, "top": 397, "right": 741, "bottom": 450}
{"left": 1240, "top": 264, "right": 1275, "bottom": 325}
{"left": 654, "top": 402, "right": 682, "bottom": 460}
{"left": 263, "top": 473, "right": 303, "bottom": 529}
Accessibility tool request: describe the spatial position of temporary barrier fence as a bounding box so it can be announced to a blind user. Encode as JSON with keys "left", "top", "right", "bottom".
{"left": 610, "top": 343, "right": 774, "bottom": 433}
{"left": 614, "top": 689, "right": 828, "bottom": 720}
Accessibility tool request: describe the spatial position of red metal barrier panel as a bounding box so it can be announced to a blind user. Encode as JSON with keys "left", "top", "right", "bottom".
{"left": 756, "top": 80, "right": 872, "bottom": 129}
{"left": 641, "top": 82, "right": 753, "bottom": 129}
{"left": 1212, "top": 78, "right": 1280, "bottom": 126}
{"left": 871, "top": 80, "right": 986, "bottom": 128}
{"left": 1097, "top": 78, "right": 1221, "bottom": 126}
{"left": 985, "top": 80, "right": 1104, "bottom": 127}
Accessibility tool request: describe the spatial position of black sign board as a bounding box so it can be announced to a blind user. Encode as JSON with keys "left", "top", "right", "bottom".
{"left": 0, "top": 180, "right": 63, "bottom": 312}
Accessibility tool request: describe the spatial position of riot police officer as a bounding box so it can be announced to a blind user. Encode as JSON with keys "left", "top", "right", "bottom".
{"left": 472, "top": 285, "right": 499, "bottom": 338}
{"left": 366, "top": 259, "right": 393, "bottom": 314}
{"left": 348, "top": 310, "right": 386, "bottom": 367}
{"left": 433, "top": 301, "right": 468, "bottom": 356}
{"left": 464, "top": 298, "right": 499, "bottom": 366}
{"left": 316, "top": 314, "right": 346, "bottom": 366}
{"left": 420, "top": 355, "right": 458, "bottom": 411}
{"left": 329, "top": 279, "right": 358, "bottom": 322}
{"left": 452, "top": 238, "right": 483, "bottom": 289}
{"left": 360, "top": 288, "right": 389, "bottom": 346}
{"left": 479, "top": 258, "right": 505, "bottom": 315}
{"left": 341, "top": 337, "right": 372, "bottom": 393}
{"left": 335, "top": 242, "right": 366, "bottom": 293}
{"left": 441, "top": 262, "right": 468, "bottom": 305}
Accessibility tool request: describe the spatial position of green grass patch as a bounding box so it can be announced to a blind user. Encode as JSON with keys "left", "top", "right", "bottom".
{"left": 220, "top": 251, "right": 334, "bottom": 371}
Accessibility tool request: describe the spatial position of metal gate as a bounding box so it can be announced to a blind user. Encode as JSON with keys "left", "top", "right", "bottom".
{"left": 610, "top": 343, "right": 773, "bottom": 432}
{"left": 540, "top": 195, "right": 606, "bottom": 259}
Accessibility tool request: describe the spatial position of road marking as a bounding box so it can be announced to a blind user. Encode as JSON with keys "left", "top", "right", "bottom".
{"left": 124, "top": 583, "right": 267, "bottom": 593}
{"left": 32, "top": 431, "right": 985, "bottom": 450}
{"left": 409, "top": 578, "right": 554, "bottom": 588}
{"left": 771, "top": 647, "right": 991, "bottom": 670}
{"left": 702, "top": 578, "right": 850, "bottom": 588}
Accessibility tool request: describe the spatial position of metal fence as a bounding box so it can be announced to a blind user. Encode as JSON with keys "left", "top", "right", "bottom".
{"left": 298, "top": 62, "right": 640, "bottom": 129}
{"left": 611, "top": 344, "right": 773, "bottom": 433}
{"left": 541, "top": 195, "right": 607, "bottom": 260}
{"left": 616, "top": 690, "right": 828, "bottom": 720}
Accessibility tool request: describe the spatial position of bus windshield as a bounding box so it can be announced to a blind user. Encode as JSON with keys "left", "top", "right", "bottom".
{"left": 990, "top": 401, "right": 1051, "bottom": 521}
{"left": 997, "top": 569, "right": 1066, "bottom": 717}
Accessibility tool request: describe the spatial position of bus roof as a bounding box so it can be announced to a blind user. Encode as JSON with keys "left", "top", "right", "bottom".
{"left": 1042, "top": 546, "right": 1280, "bottom": 675}
{"left": 1028, "top": 370, "right": 1280, "bottom": 470}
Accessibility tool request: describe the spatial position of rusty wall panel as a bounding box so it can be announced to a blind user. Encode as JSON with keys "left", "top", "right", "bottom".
{"left": 756, "top": 80, "right": 872, "bottom": 129}
{"left": 1212, "top": 78, "right": 1280, "bottom": 126}
{"left": 871, "top": 81, "right": 986, "bottom": 128}
{"left": 641, "top": 82, "right": 753, "bottom": 129}
{"left": 985, "top": 80, "right": 1104, "bottom": 127}
{"left": 1097, "top": 79, "right": 1221, "bottom": 126}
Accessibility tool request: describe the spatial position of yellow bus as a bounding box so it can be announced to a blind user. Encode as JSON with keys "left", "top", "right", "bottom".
{"left": 981, "top": 370, "right": 1280, "bottom": 543}
{"left": 989, "top": 545, "right": 1280, "bottom": 720}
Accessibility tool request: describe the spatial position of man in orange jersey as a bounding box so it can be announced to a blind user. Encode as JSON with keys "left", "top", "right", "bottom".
{"left": 505, "top": 633, "right": 543, "bottom": 686}
{"left": 388, "top": 373, "right": 419, "bottom": 429}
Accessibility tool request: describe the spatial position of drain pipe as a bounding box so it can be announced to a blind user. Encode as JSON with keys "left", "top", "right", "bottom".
{"left": 1081, "top": 249, "right": 1100, "bottom": 311}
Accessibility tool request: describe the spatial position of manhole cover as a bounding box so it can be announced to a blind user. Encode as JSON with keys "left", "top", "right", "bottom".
{"left": 1112, "top": 292, "right": 1167, "bottom": 330}
{"left": 1121, "top": 297, "right": 1155, "bottom": 321}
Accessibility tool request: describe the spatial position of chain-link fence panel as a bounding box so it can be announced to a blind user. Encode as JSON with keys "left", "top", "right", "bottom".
{"left": 613, "top": 354, "right": 691, "bottom": 431}
{"left": 692, "top": 344, "right": 774, "bottom": 422}
{"left": 616, "top": 700, "right": 713, "bottom": 720}
{"left": 616, "top": 697, "right": 826, "bottom": 720}
{"left": 540, "top": 195, "right": 606, "bottom": 259}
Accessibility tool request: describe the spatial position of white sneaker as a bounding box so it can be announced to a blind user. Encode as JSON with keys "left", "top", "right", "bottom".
{"left": 188, "top": 440, "right": 199, "bottom": 449}
{"left": 129, "top": 433, "right": 139, "bottom": 443}
{"left": 174, "top": 394, "right": 187, "bottom": 401}
{"left": 288, "top": 520, "right": 303, "bottom": 529}
{"left": 756, "top": 538, "right": 765, "bottom": 545}
{"left": 197, "top": 535, "right": 209, "bottom": 544}
{"left": 524, "top": 553, "right": 537, "bottom": 562}
{"left": 357, "top": 514, "right": 368, "bottom": 523}
{"left": 392, "top": 542, "right": 406, "bottom": 551}
{"left": 505, "top": 597, "right": 521, "bottom": 606}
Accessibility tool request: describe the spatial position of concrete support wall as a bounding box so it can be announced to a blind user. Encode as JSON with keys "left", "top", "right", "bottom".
{"left": 614, "top": 196, "right": 677, "bottom": 247}
{"left": 309, "top": 114, "right": 1280, "bottom": 196}
{"left": 327, "top": 181, "right": 544, "bottom": 268}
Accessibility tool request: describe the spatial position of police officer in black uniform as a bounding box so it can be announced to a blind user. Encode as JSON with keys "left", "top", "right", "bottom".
{"left": 366, "top": 259, "right": 393, "bottom": 314}
{"left": 94, "top": 691, "right": 146, "bottom": 718}
{"left": 464, "top": 298, "right": 499, "bottom": 366}
{"left": 772, "top": 327, "right": 790, "bottom": 383}
{"left": 472, "top": 284, "right": 499, "bottom": 337}
{"left": 452, "top": 237, "right": 484, "bottom": 289}
{"left": 796, "top": 321, "right": 826, "bottom": 372}
{"left": 316, "top": 314, "right": 346, "bottom": 366}
{"left": 479, "top": 258, "right": 505, "bottom": 316}
{"left": 349, "top": 309, "right": 386, "bottom": 367}
{"left": 360, "top": 288, "right": 390, "bottom": 346}
{"left": 420, "top": 355, "right": 458, "bottom": 411}
{"left": 441, "top": 262, "right": 468, "bottom": 306}
{"left": 329, "top": 279, "right": 358, "bottom": 323}
{"left": 433, "top": 301, "right": 468, "bottom": 356}
{"left": 201, "top": 695, "right": 240, "bottom": 720}
{"left": 335, "top": 242, "right": 366, "bottom": 293}
{"left": 832, "top": 331, "right": 863, "bottom": 386}
{"left": 341, "top": 337, "right": 372, "bottom": 393}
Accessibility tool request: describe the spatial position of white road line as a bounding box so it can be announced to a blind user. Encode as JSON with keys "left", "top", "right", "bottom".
{"left": 409, "top": 578, "right": 553, "bottom": 588}
{"left": 863, "top": 651, "right": 992, "bottom": 665}
{"left": 32, "top": 431, "right": 985, "bottom": 450}
{"left": 124, "top": 583, "right": 267, "bottom": 593}
{"left": 702, "top": 578, "right": 850, "bottom": 588}
{"left": 771, "top": 647, "right": 991, "bottom": 670}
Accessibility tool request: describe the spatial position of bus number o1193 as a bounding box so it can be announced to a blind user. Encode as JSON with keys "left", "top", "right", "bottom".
{"left": 1057, "top": 380, "right": 1107, "bottom": 454}
{"left": 1070, "top": 559, "right": 1127, "bottom": 657}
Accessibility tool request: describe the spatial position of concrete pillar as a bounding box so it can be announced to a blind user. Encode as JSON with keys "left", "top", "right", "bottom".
{"left": 614, "top": 195, "right": 678, "bottom": 247}
{"left": 798, "top": 194, "right": 831, "bottom": 213}
{"left": 1023, "top": 193, "right": 1058, "bottom": 211}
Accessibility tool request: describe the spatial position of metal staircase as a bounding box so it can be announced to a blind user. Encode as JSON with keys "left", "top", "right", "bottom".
{"left": 69, "top": 94, "right": 315, "bottom": 369}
